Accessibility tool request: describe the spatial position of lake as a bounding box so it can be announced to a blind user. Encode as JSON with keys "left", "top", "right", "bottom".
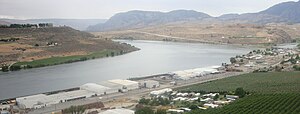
{"left": 0, "top": 40, "right": 253, "bottom": 100}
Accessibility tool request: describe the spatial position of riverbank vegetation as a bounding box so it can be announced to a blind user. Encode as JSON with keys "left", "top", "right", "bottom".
{"left": 8, "top": 50, "right": 125, "bottom": 71}
{"left": 176, "top": 72, "right": 300, "bottom": 114}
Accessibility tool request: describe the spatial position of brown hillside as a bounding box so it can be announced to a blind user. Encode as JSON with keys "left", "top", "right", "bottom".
{"left": 0, "top": 27, "right": 138, "bottom": 65}
{"left": 93, "top": 23, "right": 297, "bottom": 45}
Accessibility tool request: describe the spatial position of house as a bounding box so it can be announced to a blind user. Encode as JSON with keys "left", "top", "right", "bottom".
{"left": 167, "top": 109, "right": 184, "bottom": 113}
{"left": 204, "top": 103, "right": 219, "bottom": 108}
{"left": 226, "top": 95, "right": 239, "bottom": 99}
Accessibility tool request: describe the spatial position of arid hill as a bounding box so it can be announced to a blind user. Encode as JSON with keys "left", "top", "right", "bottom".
{"left": 88, "top": 1, "right": 300, "bottom": 32}
{"left": 93, "top": 23, "right": 299, "bottom": 45}
{"left": 0, "top": 27, "right": 138, "bottom": 66}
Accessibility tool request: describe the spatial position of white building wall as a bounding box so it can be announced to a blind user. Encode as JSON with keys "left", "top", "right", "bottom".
{"left": 16, "top": 94, "right": 47, "bottom": 109}
{"left": 108, "top": 79, "right": 139, "bottom": 91}
{"left": 140, "top": 80, "right": 159, "bottom": 88}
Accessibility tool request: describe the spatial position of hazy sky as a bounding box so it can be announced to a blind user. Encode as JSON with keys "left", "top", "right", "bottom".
{"left": 0, "top": 0, "right": 298, "bottom": 19}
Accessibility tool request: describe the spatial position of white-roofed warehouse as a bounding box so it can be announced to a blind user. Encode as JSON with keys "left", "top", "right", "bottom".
{"left": 108, "top": 79, "right": 139, "bottom": 91}
{"left": 173, "top": 66, "right": 220, "bottom": 80}
{"left": 80, "top": 83, "right": 116, "bottom": 95}
{"left": 16, "top": 90, "right": 95, "bottom": 109}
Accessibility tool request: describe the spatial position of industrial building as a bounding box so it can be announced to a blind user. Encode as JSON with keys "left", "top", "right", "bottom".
{"left": 16, "top": 90, "right": 95, "bottom": 109}
{"left": 15, "top": 79, "right": 140, "bottom": 109}
{"left": 80, "top": 83, "right": 114, "bottom": 95}
{"left": 172, "top": 66, "right": 221, "bottom": 80}
{"left": 97, "top": 81, "right": 124, "bottom": 93}
{"left": 108, "top": 79, "right": 139, "bottom": 91}
{"left": 139, "top": 80, "right": 160, "bottom": 88}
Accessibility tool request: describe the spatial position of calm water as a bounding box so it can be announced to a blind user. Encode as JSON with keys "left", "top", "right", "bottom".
{"left": 0, "top": 40, "right": 253, "bottom": 100}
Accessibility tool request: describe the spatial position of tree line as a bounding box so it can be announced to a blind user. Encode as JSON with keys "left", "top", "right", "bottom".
{"left": 0, "top": 23, "right": 53, "bottom": 28}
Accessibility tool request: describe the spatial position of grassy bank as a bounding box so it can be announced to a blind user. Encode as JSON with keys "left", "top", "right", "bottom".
{"left": 177, "top": 72, "right": 300, "bottom": 114}
{"left": 10, "top": 50, "right": 125, "bottom": 71}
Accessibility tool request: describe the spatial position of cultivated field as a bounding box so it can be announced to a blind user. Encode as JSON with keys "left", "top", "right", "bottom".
{"left": 177, "top": 72, "right": 300, "bottom": 93}
{"left": 178, "top": 72, "right": 300, "bottom": 114}
{"left": 188, "top": 93, "right": 300, "bottom": 114}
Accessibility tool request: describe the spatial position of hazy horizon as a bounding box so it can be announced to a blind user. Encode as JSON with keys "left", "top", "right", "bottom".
{"left": 0, "top": 0, "right": 298, "bottom": 19}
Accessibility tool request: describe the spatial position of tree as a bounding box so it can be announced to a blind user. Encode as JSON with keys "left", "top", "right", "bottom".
{"left": 213, "top": 94, "right": 219, "bottom": 100}
{"left": 1, "top": 66, "right": 9, "bottom": 72}
{"left": 139, "top": 98, "right": 150, "bottom": 105}
{"left": 296, "top": 55, "right": 300, "bottom": 60}
{"left": 155, "top": 109, "right": 167, "bottom": 114}
{"left": 189, "top": 104, "right": 199, "bottom": 110}
{"left": 9, "top": 65, "right": 21, "bottom": 71}
{"left": 235, "top": 87, "right": 246, "bottom": 98}
{"left": 110, "top": 52, "right": 115, "bottom": 57}
{"left": 135, "top": 107, "right": 154, "bottom": 114}
{"left": 230, "top": 57, "right": 237, "bottom": 64}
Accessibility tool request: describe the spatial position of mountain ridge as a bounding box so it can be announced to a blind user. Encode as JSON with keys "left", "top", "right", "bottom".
{"left": 88, "top": 1, "right": 300, "bottom": 31}
{"left": 87, "top": 10, "right": 212, "bottom": 31}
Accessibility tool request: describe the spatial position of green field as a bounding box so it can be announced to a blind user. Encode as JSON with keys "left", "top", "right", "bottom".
{"left": 188, "top": 93, "right": 300, "bottom": 114}
{"left": 178, "top": 72, "right": 300, "bottom": 94}
{"left": 178, "top": 72, "right": 300, "bottom": 114}
{"left": 11, "top": 50, "right": 121, "bottom": 69}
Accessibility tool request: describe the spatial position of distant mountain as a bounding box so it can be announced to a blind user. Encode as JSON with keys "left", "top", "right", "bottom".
{"left": 259, "top": 0, "right": 300, "bottom": 23}
{"left": 0, "top": 19, "right": 107, "bottom": 30}
{"left": 88, "top": 1, "right": 300, "bottom": 32}
{"left": 220, "top": 1, "right": 300, "bottom": 24}
{"left": 87, "top": 10, "right": 212, "bottom": 31}
{"left": 0, "top": 20, "right": 10, "bottom": 25}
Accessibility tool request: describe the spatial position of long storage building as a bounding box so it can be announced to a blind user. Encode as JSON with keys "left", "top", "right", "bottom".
{"left": 108, "top": 79, "right": 139, "bottom": 91}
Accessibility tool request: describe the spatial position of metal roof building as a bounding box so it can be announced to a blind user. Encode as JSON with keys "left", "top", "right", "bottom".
{"left": 16, "top": 90, "right": 95, "bottom": 109}
{"left": 80, "top": 83, "right": 114, "bottom": 95}
{"left": 97, "top": 81, "right": 124, "bottom": 93}
{"left": 108, "top": 79, "right": 139, "bottom": 91}
{"left": 173, "top": 66, "right": 220, "bottom": 80}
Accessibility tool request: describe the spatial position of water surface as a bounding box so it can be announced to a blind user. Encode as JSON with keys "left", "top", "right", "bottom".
{"left": 0, "top": 40, "right": 253, "bottom": 99}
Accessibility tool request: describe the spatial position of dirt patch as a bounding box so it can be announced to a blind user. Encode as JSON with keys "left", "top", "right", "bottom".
{"left": 104, "top": 98, "right": 137, "bottom": 109}
{"left": 0, "top": 43, "right": 32, "bottom": 53}
{"left": 78, "top": 39, "right": 97, "bottom": 45}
